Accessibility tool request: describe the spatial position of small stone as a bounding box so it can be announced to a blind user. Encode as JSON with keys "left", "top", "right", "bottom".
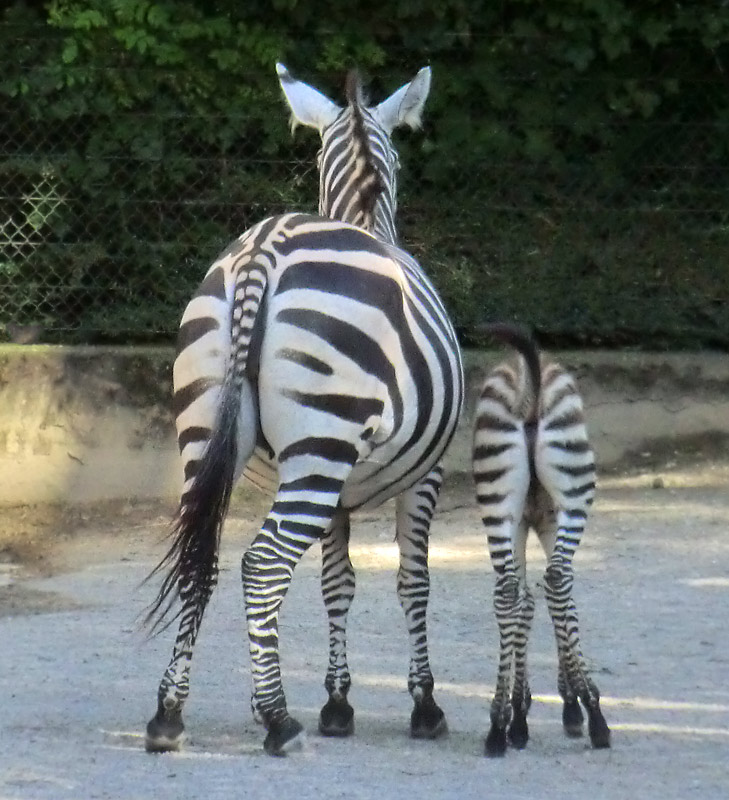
{"left": 652, "top": 476, "right": 665, "bottom": 489}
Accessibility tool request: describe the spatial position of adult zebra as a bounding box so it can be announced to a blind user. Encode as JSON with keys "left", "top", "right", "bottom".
{"left": 473, "top": 324, "right": 610, "bottom": 756}
{"left": 275, "top": 63, "right": 449, "bottom": 739}
{"left": 144, "top": 68, "right": 464, "bottom": 756}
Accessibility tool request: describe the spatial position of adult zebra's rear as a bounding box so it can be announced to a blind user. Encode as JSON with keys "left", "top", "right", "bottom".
{"left": 276, "top": 64, "right": 451, "bottom": 739}
{"left": 144, "top": 216, "right": 463, "bottom": 750}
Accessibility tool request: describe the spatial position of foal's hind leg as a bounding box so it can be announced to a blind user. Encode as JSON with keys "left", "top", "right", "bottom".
{"left": 318, "top": 509, "right": 356, "bottom": 737}
{"left": 537, "top": 509, "right": 611, "bottom": 749}
{"left": 534, "top": 511, "right": 583, "bottom": 736}
{"left": 558, "top": 660, "right": 584, "bottom": 737}
{"left": 474, "top": 416, "right": 531, "bottom": 757}
{"left": 484, "top": 517, "right": 534, "bottom": 755}
{"left": 535, "top": 385, "right": 610, "bottom": 750}
{"left": 507, "top": 553, "right": 535, "bottom": 750}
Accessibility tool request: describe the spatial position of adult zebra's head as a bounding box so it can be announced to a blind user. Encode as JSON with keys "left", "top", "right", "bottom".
{"left": 276, "top": 62, "right": 431, "bottom": 245}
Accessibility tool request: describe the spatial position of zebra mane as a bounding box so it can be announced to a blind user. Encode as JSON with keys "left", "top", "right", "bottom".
{"left": 345, "top": 68, "right": 369, "bottom": 107}
{"left": 344, "top": 69, "right": 385, "bottom": 227}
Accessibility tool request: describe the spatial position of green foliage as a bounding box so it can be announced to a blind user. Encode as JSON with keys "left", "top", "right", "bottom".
{"left": 1, "top": 0, "right": 729, "bottom": 347}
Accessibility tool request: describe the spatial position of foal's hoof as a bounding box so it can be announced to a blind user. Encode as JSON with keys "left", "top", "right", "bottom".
{"left": 588, "top": 708, "right": 611, "bottom": 749}
{"left": 410, "top": 697, "right": 448, "bottom": 740}
{"left": 263, "top": 716, "right": 305, "bottom": 756}
{"left": 145, "top": 704, "right": 185, "bottom": 753}
{"left": 485, "top": 724, "right": 507, "bottom": 757}
{"left": 562, "top": 698, "right": 584, "bottom": 737}
{"left": 508, "top": 713, "right": 529, "bottom": 749}
{"left": 319, "top": 697, "right": 354, "bottom": 737}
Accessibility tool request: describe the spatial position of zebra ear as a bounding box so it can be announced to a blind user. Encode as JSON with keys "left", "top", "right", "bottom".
{"left": 276, "top": 63, "right": 341, "bottom": 134}
{"left": 373, "top": 66, "right": 431, "bottom": 133}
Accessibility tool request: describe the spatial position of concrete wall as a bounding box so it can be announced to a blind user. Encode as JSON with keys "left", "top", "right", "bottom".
{"left": 1, "top": 344, "right": 728, "bottom": 506}
{"left": 0, "top": 346, "right": 177, "bottom": 505}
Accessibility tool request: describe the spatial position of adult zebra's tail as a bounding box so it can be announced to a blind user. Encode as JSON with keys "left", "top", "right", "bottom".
{"left": 144, "top": 375, "right": 240, "bottom": 634}
{"left": 144, "top": 265, "right": 266, "bottom": 634}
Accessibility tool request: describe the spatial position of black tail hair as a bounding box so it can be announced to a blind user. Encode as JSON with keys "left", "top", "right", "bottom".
{"left": 143, "top": 377, "right": 240, "bottom": 635}
{"left": 477, "top": 322, "right": 542, "bottom": 410}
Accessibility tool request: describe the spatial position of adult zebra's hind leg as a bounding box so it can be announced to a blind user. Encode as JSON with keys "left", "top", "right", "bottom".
{"left": 145, "top": 572, "right": 215, "bottom": 752}
{"left": 319, "top": 509, "right": 356, "bottom": 737}
{"left": 145, "top": 259, "right": 262, "bottom": 752}
{"left": 145, "top": 386, "right": 256, "bottom": 752}
{"left": 145, "top": 392, "right": 257, "bottom": 752}
{"left": 242, "top": 454, "right": 358, "bottom": 756}
{"left": 396, "top": 467, "right": 448, "bottom": 740}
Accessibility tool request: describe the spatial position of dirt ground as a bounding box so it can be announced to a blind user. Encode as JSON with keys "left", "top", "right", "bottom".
{"left": 1, "top": 462, "right": 728, "bottom": 799}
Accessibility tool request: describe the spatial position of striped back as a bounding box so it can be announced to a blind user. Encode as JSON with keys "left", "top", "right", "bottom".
{"left": 277, "top": 63, "right": 431, "bottom": 244}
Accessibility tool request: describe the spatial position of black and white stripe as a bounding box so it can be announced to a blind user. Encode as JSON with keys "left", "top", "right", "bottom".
{"left": 278, "top": 62, "right": 430, "bottom": 248}
{"left": 315, "top": 74, "right": 399, "bottom": 244}
{"left": 278, "top": 63, "right": 457, "bottom": 740}
{"left": 275, "top": 67, "right": 457, "bottom": 744}
{"left": 144, "top": 66, "right": 463, "bottom": 756}
{"left": 473, "top": 323, "right": 610, "bottom": 756}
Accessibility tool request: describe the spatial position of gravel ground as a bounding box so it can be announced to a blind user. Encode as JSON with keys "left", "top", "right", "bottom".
{"left": 1, "top": 465, "right": 728, "bottom": 800}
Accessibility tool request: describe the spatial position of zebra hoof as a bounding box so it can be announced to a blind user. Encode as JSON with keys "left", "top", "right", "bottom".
{"left": 263, "top": 716, "right": 305, "bottom": 756}
{"left": 410, "top": 696, "right": 448, "bottom": 740}
{"left": 508, "top": 713, "right": 529, "bottom": 749}
{"left": 319, "top": 697, "right": 354, "bottom": 737}
{"left": 485, "top": 724, "right": 507, "bottom": 757}
{"left": 145, "top": 703, "right": 185, "bottom": 753}
{"left": 562, "top": 699, "right": 584, "bottom": 737}
{"left": 588, "top": 707, "right": 611, "bottom": 749}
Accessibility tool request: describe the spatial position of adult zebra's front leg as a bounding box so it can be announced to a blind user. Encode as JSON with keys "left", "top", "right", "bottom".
{"left": 318, "top": 510, "right": 356, "bottom": 737}
{"left": 242, "top": 453, "right": 358, "bottom": 756}
{"left": 396, "top": 466, "right": 448, "bottom": 739}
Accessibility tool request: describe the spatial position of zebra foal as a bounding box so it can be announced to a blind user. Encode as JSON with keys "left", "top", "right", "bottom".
{"left": 473, "top": 323, "right": 610, "bottom": 756}
{"left": 143, "top": 66, "right": 463, "bottom": 757}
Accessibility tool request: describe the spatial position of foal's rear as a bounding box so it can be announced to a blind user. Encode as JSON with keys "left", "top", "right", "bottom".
{"left": 473, "top": 323, "right": 611, "bottom": 756}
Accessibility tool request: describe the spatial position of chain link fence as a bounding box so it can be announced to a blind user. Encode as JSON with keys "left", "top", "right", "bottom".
{"left": 2, "top": 65, "right": 729, "bottom": 348}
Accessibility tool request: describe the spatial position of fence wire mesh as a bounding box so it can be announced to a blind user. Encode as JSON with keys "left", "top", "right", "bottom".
{"left": 2, "top": 63, "right": 729, "bottom": 348}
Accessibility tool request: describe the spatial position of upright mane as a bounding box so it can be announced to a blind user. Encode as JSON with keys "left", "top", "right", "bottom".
{"left": 345, "top": 69, "right": 385, "bottom": 226}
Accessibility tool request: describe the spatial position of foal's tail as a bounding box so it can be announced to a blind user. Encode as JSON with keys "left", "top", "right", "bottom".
{"left": 478, "top": 322, "right": 542, "bottom": 421}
